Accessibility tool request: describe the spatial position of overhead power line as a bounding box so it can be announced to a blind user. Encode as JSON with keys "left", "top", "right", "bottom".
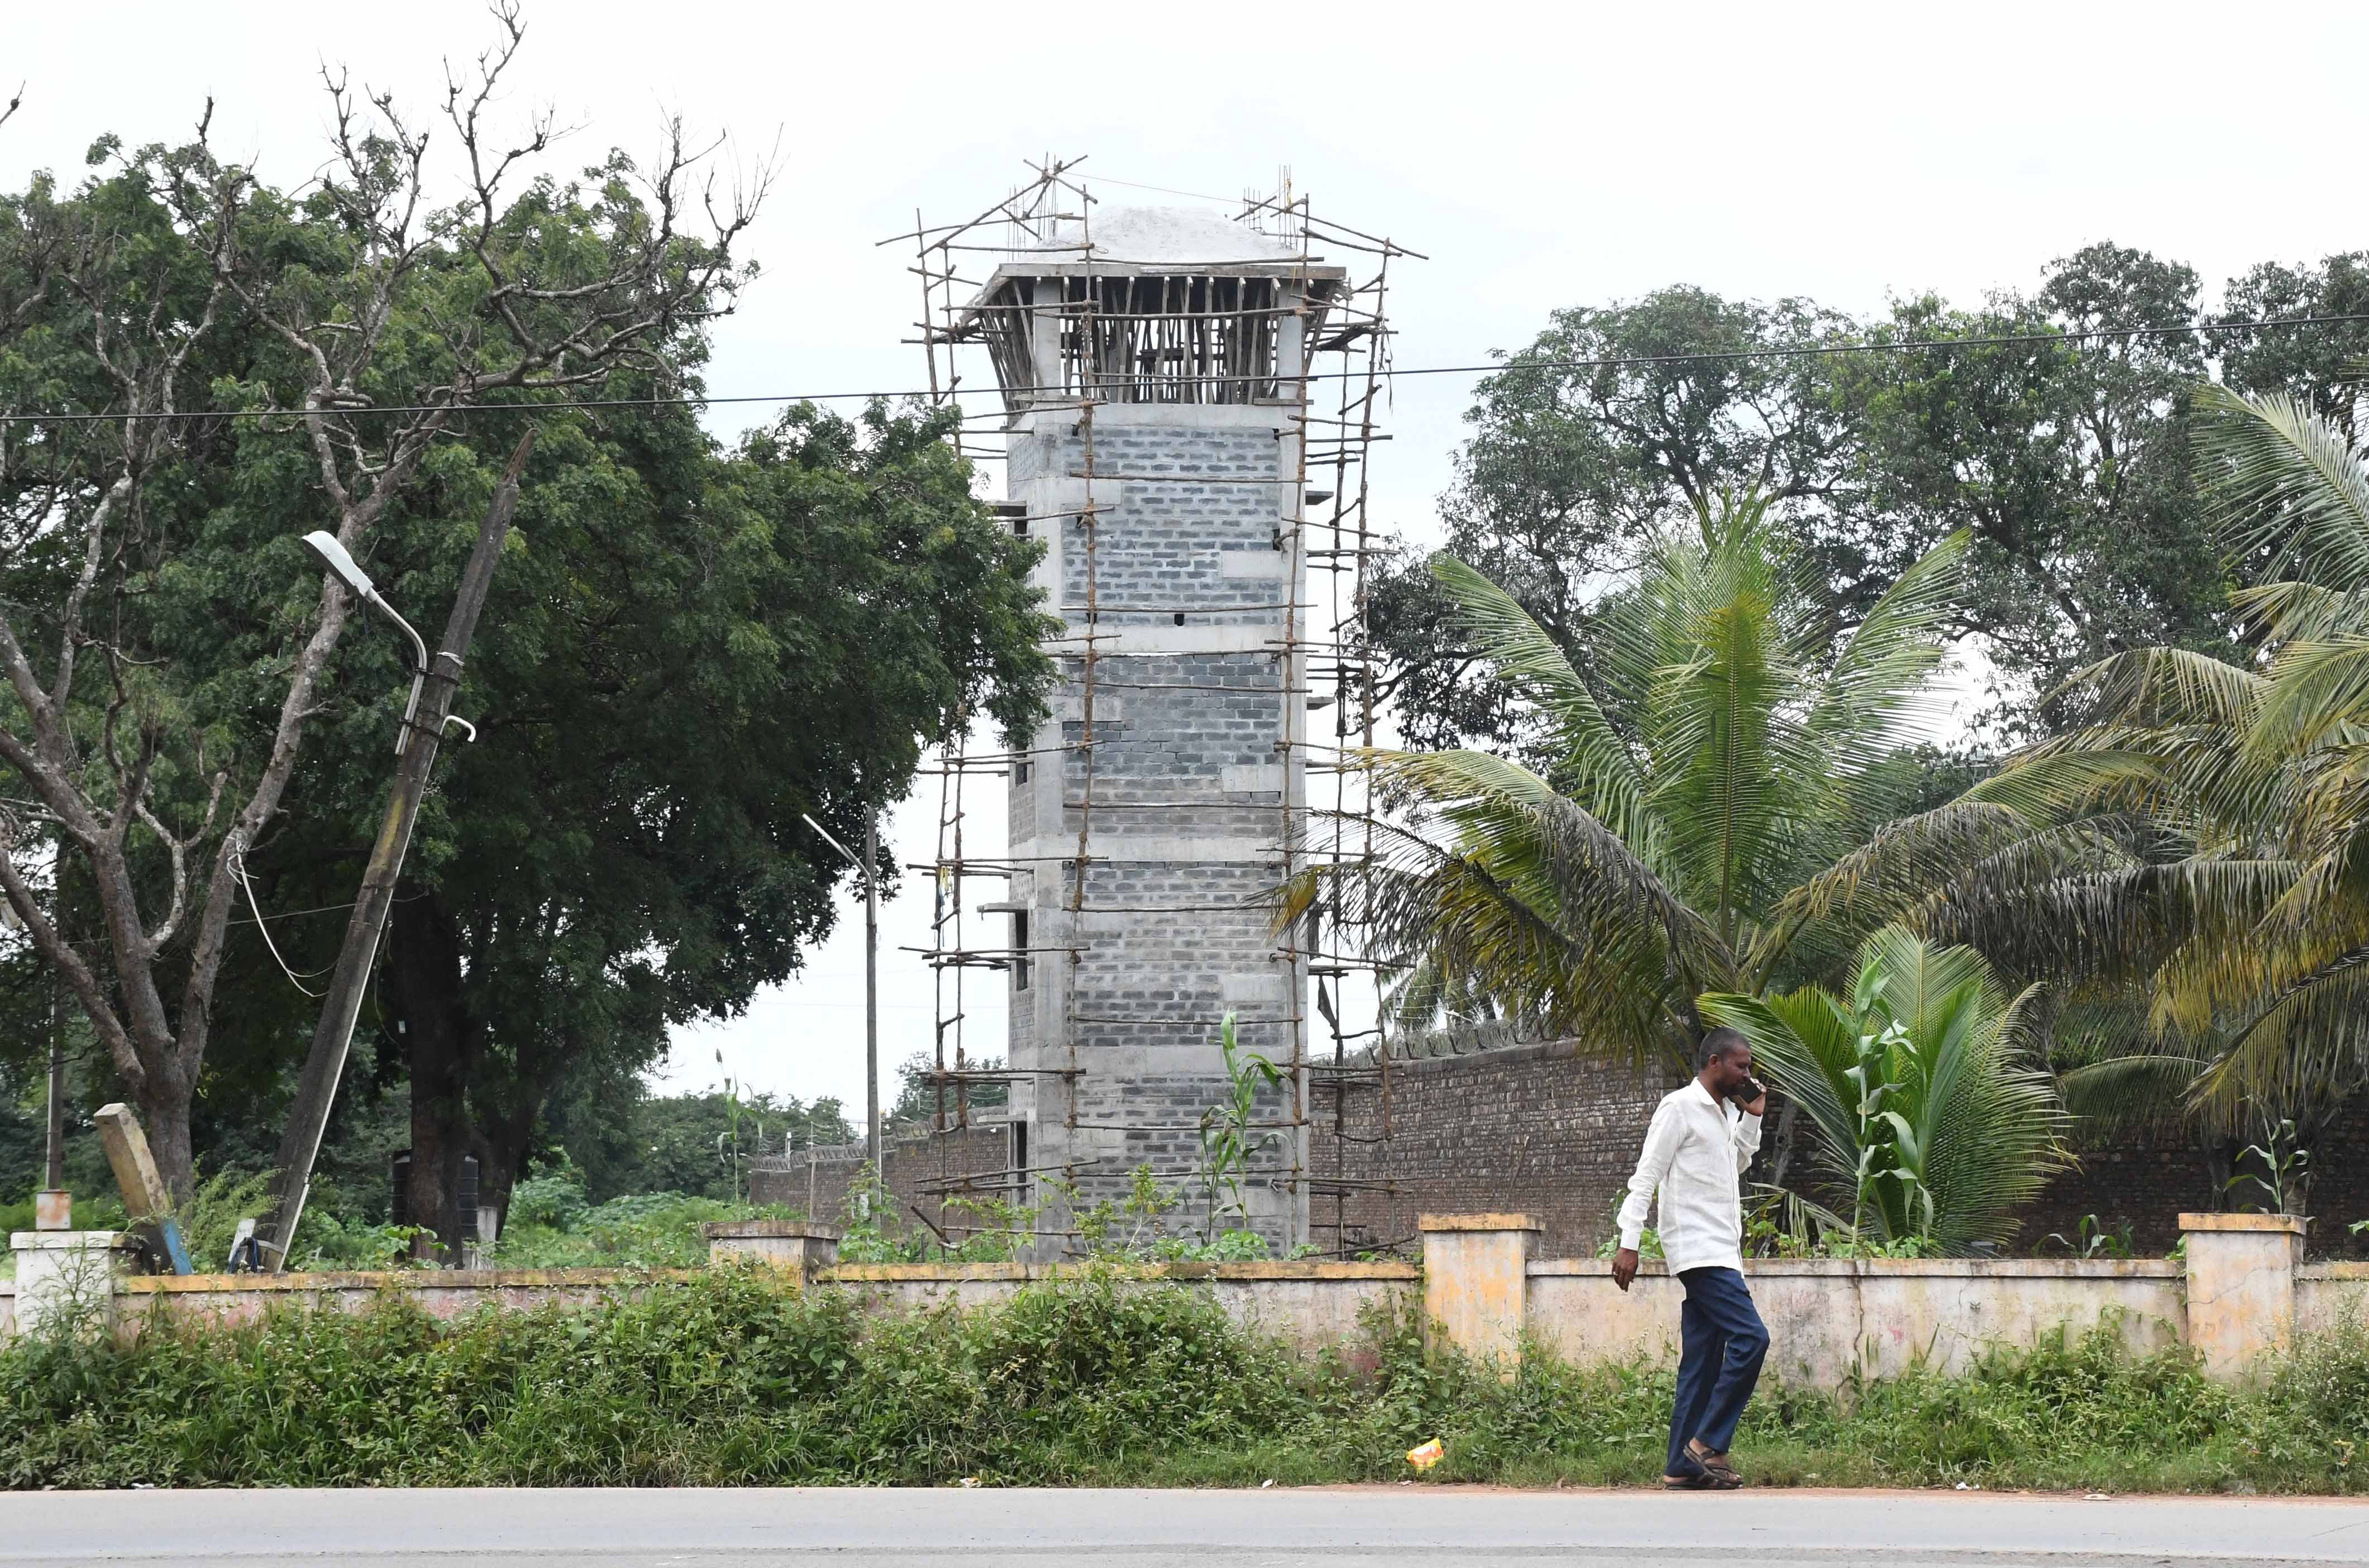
{"left": 3, "top": 310, "right": 2364, "bottom": 427}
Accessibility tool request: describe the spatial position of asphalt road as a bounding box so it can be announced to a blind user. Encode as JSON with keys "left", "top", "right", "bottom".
{"left": 6, "top": 1486, "right": 2368, "bottom": 1566}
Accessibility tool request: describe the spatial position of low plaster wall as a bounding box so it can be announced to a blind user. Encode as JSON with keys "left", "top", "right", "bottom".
{"left": 2295, "top": 1264, "right": 2369, "bottom": 1337}
{"left": 112, "top": 1269, "right": 687, "bottom": 1338}
{"left": 1529, "top": 1259, "right": 2186, "bottom": 1384}
{"left": 4, "top": 1256, "right": 1413, "bottom": 1365}
{"left": 821, "top": 1261, "right": 1417, "bottom": 1363}
{"left": 6, "top": 1213, "right": 2344, "bottom": 1387}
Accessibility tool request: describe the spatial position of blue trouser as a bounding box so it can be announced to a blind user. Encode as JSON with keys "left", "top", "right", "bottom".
{"left": 1666, "top": 1265, "right": 1769, "bottom": 1474}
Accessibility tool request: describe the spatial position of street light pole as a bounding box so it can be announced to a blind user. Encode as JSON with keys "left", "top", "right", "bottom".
{"left": 863, "top": 812, "right": 880, "bottom": 1174}
{"left": 43, "top": 951, "right": 63, "bottom": 1192}
{"left": 258, "top": 431, "right": 534, "bottom": 1270}
{"left": 800, "top": 810, "right": 882, "bottom": 1177}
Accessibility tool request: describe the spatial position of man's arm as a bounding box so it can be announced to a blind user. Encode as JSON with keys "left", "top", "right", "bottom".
{"left": 1731, "top": 1100, "right": 1764, "bottom": 1174}
{"left": 1612, "top": 1101, "right": 1679, "bottom": 1290}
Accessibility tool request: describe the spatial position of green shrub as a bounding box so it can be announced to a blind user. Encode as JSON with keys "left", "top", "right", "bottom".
{"left": 491, "top": 1192, "right": 746, "bottom": 1270}
{"left": 7, "top": 1273, "right": 2369, "bottom": 1493}
{"left": 504, "top": 1169, "right": 591, "bottom": 1232}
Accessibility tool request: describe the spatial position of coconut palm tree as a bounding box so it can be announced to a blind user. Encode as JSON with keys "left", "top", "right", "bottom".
{"left": 1699, "top": 926, "right": 2071, "bottom": 1253}
{"left": 1935, "top": 381, "right": 2369, "bottom": 1149}
{"left": 1291, "top": 491, "right": 1986, "bottom": 1073}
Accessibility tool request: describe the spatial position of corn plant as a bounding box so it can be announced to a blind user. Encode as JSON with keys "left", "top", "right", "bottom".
{"left": 1197, "top": 1013, "right": 1284, "bottom": 1241}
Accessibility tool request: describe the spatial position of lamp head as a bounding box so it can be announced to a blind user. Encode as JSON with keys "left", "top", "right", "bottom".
{"left": 299, "top": 530, "right": 375, "bottom": 601}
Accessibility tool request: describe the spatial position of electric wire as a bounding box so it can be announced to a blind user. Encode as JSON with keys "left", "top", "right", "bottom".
{"left": 2, "top": 311, "right": 2362, "bottom": 426}
{"left": 230, "top": 851, "right": 329, "bottom": 998}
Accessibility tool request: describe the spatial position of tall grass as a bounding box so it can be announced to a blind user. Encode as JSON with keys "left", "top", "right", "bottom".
{"left": 4, "top": 1269, "right": 2366, "bottom": 1491}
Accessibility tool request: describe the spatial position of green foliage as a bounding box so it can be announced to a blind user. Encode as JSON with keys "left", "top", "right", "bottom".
{"left": 174, "top": 1168, "right": 275, "bottom": 1273}
{"left": 1371, "top": 287, "right": 1857, "bottom": 758}
{"left": 1595, "top": 1229, "right": 1662, "bottom": 1261}
{"left": 1374, "top": 247, "right": 2271, "bottom": 750}
{"left": 1197, "top": 1015, "right": 1284, "bottom": 1237}
{"left": 1703, "top": 928, "right": 2071, "bottom": 1252}
{"left": 0, "top": 1268, "right": 1317, "bottom": 1486}
{"left": 1944, "top": 382, "right": 2369, "bottom": 1139}
{"left": 504, "top": 1169, "right": 591, "bottom": 1232}
{"left": 8, "top": 1274, "right": 2369, "bottom": 1493}
{"left": 288, "top": 1210, "right": 423, "bottom": 1273}
{"left": 886, "top": 1049, "right": 1008, "bottom": 1129}
{"left": 1302, "top": 495, "right": 1995, "bottom": 1070}
{"left": 2229, "top": 1118, "right": 2311, "bottom": 1217}
{"left": 542, "top": 1087, "right": 856, "bottom": 1207}
{"left": 490, "top": 1190, "right": 756, "bottom": 1271}
{"left": 0, "top": 34, "right": 1052, "bottom": 1218}
{"left": 2044, "top": 1215, "right": 2137, "bottom": 1261}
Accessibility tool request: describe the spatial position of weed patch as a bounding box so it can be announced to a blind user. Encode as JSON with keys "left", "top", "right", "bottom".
{"left": 4, "top": 1272, "right": 2368, "bottom": 1492}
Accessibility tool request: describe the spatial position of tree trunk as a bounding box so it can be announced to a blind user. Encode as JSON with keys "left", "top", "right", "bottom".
{"left": 389, "top": 890, "right": 474, "bottom": 1265}
{"left": 475, "top": 1101, "right": 544, "bottom": 1242}
{"left": 137, "top": 1074, "right": 198, "bottom": 1212}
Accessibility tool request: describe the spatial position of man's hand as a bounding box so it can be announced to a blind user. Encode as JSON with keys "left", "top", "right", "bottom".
{"left": 1612, "top": 1247, "right": 1639, "bottom": 1291}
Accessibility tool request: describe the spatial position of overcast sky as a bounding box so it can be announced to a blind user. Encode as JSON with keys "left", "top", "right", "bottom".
{"left": 11, "top": 1, "right": 2367, "bottom": 1119}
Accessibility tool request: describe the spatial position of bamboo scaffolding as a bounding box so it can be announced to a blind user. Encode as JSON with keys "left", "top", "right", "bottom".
{"left": 894, "top": 160, "right": 1414, "bottom": 1258}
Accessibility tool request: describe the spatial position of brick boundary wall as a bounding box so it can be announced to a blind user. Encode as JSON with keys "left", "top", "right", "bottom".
{"left": 1314, "top": 1039, "right": 2369, "bottom": 1259}
{"left": 1311, "top": 1040, "right": 1692, "bottom": 1258}
{"left": 753, "top": 1048, "right": 2369, "bottom": 1260}
{"left": 2023, "top": 1109, "right": 2369, "bottom": 1257}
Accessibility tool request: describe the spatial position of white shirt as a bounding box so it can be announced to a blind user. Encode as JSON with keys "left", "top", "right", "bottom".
{"left": 1616, "top": 1079, "right": 1763, "bottom": 1274}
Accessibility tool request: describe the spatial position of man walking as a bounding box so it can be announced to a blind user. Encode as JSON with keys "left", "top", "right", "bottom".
{"left": 1611, "top": 1026, "right": 1769, "bottom": 1490}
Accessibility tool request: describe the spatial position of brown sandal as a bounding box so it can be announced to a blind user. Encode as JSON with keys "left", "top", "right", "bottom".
{"left": 1688, "top": 1442, "right": 1745, "bottom": 1486}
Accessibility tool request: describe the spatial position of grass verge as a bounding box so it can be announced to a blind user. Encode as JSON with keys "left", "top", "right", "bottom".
{"left": 3, "top": 1267, "right": 2365, "bottom": 1491}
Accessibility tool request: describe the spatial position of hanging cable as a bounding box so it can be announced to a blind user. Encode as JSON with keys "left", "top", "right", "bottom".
{"left": 231, "top": 850, "right": 330, "bottom": 998}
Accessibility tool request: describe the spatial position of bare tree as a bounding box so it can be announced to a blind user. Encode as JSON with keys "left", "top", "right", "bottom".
{"left": 0, "top": 5, "right": 763, "bottom": 1199}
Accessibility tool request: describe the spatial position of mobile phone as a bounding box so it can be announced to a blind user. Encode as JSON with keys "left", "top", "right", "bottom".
{"left": 1735, "top": 1074, "right": 1766, "bottom": 1104}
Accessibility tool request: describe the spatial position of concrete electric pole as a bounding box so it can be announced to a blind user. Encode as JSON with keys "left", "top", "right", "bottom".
{"left": 800, "top": 809, "right": 883, "bottom": 1187}
{"left": 257, "top": 429, "right": 536, "bottom": 1270}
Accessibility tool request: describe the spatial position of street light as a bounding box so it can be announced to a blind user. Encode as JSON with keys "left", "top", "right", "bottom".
{"left": 300, "top": 530, "right": 430, "bottom": 756}
{"left": 802, "top": 810, "right": 881, "bottom": 1181}
{"left": 262, "top": 433, "right": 532, "bottom": 1273}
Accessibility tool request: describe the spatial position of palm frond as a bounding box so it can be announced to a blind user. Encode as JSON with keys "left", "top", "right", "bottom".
{"left": 2195, "top": 382, "right": 2369, "bottom": 591}
{"left": 1803, "top": 528, "right": 1968, "bottom": 765}
{"left": 1319, "top": 755, "right": 1735, "bottom": 1063}
{"left": 2248, "top": 636, "right": 2369, "bottom": 764}
{"left": 1427, "top": 553, "right": 1664, "bottom": 859}
{"left": 1708, "top": 926, "right": 2070, "bottom": 1254}
{"left": 2232, "top": 580, "right": 2369, "bottom": 644}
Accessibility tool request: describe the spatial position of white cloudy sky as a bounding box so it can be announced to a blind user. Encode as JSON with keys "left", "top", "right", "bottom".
{"left": 9, "top": 1, "right": 2367, "bottom": 1116}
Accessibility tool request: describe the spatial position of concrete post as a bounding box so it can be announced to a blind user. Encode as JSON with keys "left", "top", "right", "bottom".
{"left": 1420, "top": 1213, "right": 1540, "bottom": 1372}
{"left": 9, "top": 1231, "right": 137, "bottom": 1337}
{"left": 2181, "top": 1212, "right": 2305, "bottom": 1381}
{"left": 703, "top": 1220, "right": 841, "bottom": 1282}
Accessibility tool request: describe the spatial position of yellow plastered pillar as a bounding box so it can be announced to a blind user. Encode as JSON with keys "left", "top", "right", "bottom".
{"left": 2181, "top": 1212, "right": 2305, "bottom": 1382}
{"left": 701, "top": 1220, "right": 840, "bottom": 1283}
{"left": 1420, "top": 1213, "right": 1540, "bottom": 1374}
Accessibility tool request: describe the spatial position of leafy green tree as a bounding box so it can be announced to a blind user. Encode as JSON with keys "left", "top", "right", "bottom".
{"left": 537, "top": 1084, "right": 856, "bottom": 1205}
{"left": 1835, "top": 246, "right": 2230, "bottom": 734}
{"left": 223, "top": 392, "right": 1052, "bottom": 1255}
{"left": 1373, "top": 246, "right": 2244, "bottom": 752}
{"left": 1701, "top": 926, "right": 2070, "bottom": 1253}
{"left": 2215, "top": 253, "right": 2369, "bottom": 437}
{"left": 1370, "top": 288, "right": 1857, "bottom": 756}
{"left": 887, "top": 1049, "right": 1007, "bottom": 1130}
{"left": 0, "top": 12, "right": 757, "bottom": 1199}
{"left": 1293, "top": 493, "right": 1980, "bottom": 1072}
